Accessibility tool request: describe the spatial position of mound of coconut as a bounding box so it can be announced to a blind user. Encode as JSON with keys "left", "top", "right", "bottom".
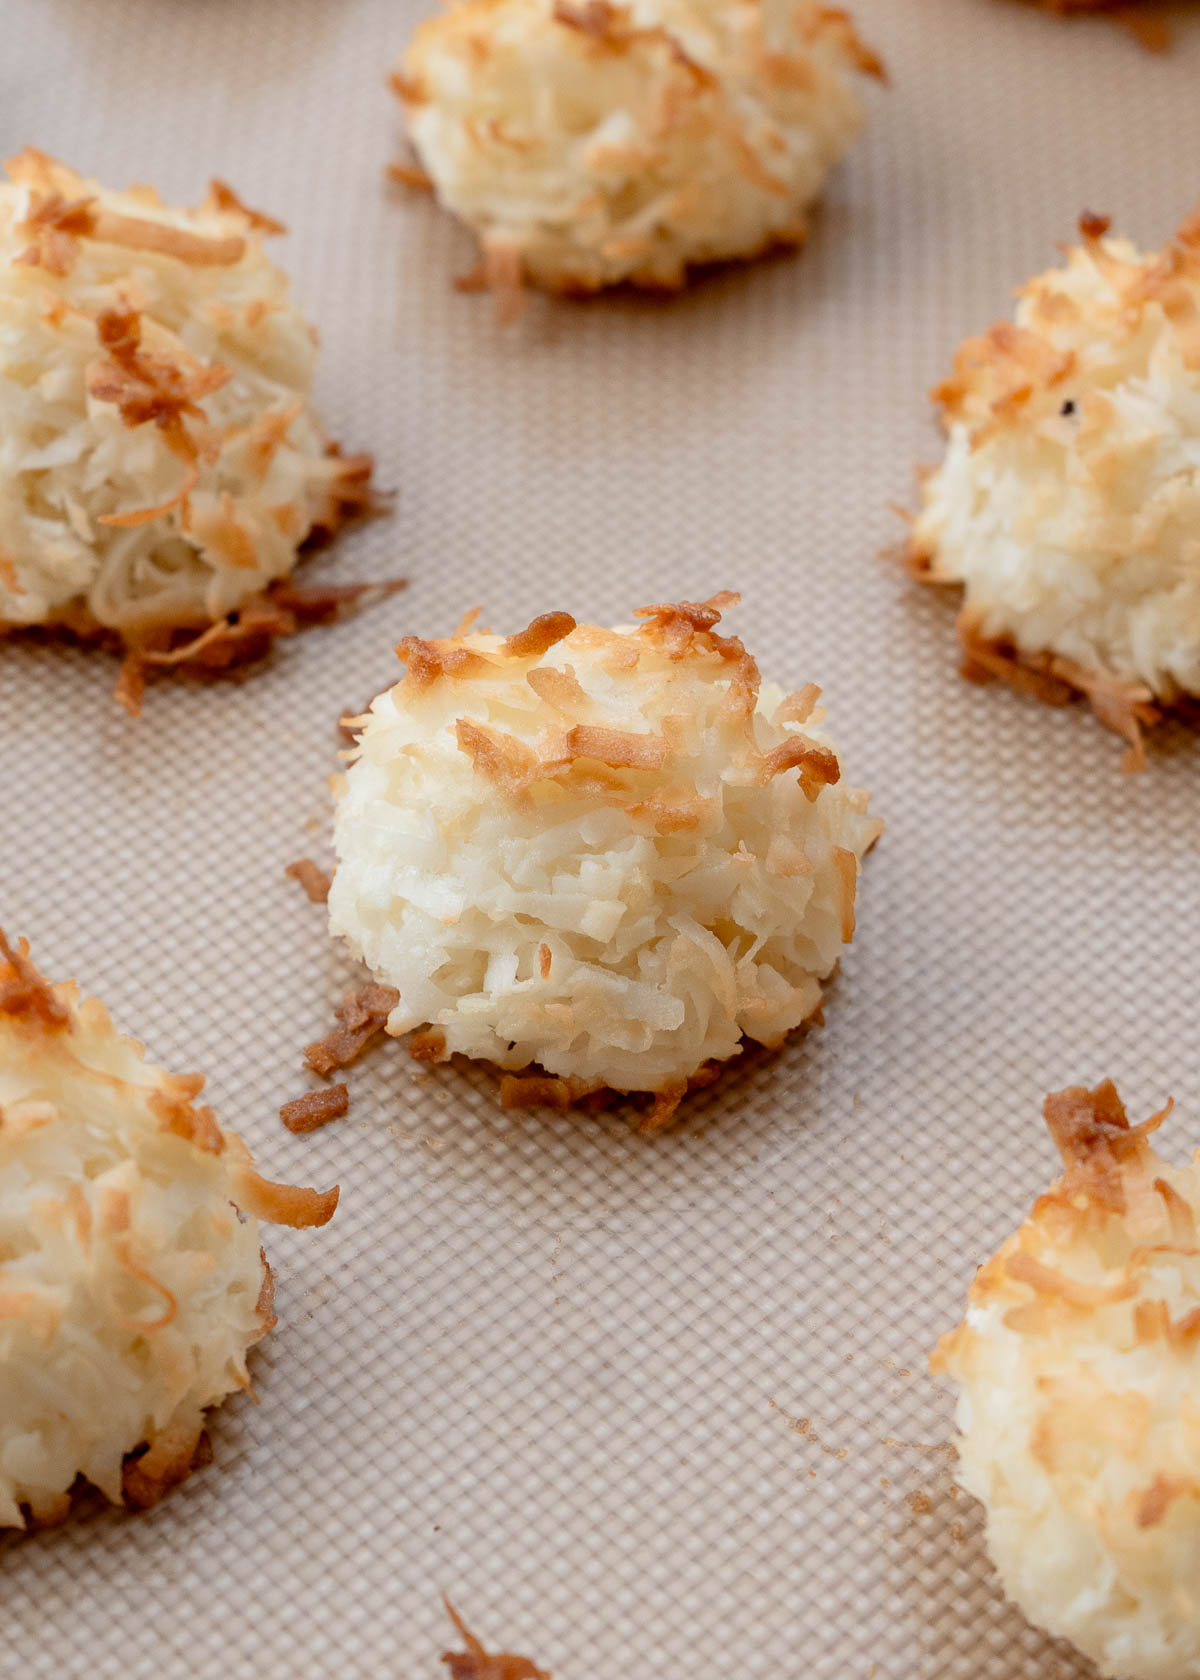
{"left": 910, "top": 206, "right": 1200, "bottom": 770}
{"left": 0, "top": 149, "right": 376, "bottom": 710}
{"left": 321, "top": 592, "right": 881, "bottom": 1130}
{"left": 0, "top": 931, "right": 338, "bottom": 1528}
{"left": 392, "top": 0, "right": 884, "bottom": 312}
{"left": 934, "top": 1081, "right": 1200, "bottom": 1680}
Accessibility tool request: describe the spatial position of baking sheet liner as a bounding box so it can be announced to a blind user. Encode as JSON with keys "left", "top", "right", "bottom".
{"left": 3, "top": 1, "right": 1200, "bottom": 1674}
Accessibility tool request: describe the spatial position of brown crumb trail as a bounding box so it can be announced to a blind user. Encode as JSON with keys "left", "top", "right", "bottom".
{"left": 279, "top": 1084, "right": 349, "bottom": 1134}
{"left": 285, "top": 859, "right": 331, "bottom": 904}
{"left": 1027, "top": 1, "right": 1171, "bottom": 52}
{"left": 267, "top": 577, "right": 406, "bottom": 624}
{"left": 441, "top": 1596, "right": 551, "bottom": 1680}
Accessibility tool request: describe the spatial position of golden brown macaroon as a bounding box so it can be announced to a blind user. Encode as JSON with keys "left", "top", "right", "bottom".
{"left": 910, "top": 207, "right": 1200, "bottom": 769}
{"left": 934, "top": 1081, "right": 1200, "bottom": 1679}
{"left": 392, "top": 0, "right": 883, "bottom": 313}
{"left": 325, "top": 594, "right": 882, "bottom": 1128}
{"left": 0, "top": 932, "right": 338, "bottom": 1528}
{"left": 0, "top": 150, "right": 376, "bottom": 710}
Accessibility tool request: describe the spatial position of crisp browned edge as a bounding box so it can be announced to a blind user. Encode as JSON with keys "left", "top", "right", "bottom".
{"left": 7, "top": 498, "right": 401, "bottom": 718}
{"left": 903, "top": 554, "right": 1174, "bottom": 774}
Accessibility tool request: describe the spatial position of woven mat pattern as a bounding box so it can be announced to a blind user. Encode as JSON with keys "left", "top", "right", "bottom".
{"left": 2, "top": 1, "right": 1199, "bottom": 1674}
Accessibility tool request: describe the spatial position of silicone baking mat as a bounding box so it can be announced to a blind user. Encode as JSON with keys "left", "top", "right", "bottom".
{"left": 3, "top": 1, "right": 1199, "bottom": 1674}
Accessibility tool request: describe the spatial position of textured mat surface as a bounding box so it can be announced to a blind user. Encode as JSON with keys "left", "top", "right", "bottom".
{"left": 2, "top": 1, "right": 1200, "bottom": 1675}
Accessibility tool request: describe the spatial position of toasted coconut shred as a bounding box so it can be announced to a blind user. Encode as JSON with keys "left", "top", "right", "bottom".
{"left": 441, "top": 1596, "right": 552, "bottom": 1680}
{"left": 0, "top": 931, "right": 337, "bottom": 1529}
{"left": 393, "top": 0, "right": 883, "bottom": 303}
{"left": 327, "top": 594, "right": 881, "bottom": 1118}
{"left": 0, "top": 150, "right": 373, "bottom": 706}
{"left": 933, "top": 1082, "right": 1200, "bottom": 1680}
{"left": 911, "top": 207, "right": 1200, "bottom": 769}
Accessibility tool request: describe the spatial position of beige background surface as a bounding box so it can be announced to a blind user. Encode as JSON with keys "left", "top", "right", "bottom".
{"left": 2, "top": 1, "right": 1200, "bottom": 1674}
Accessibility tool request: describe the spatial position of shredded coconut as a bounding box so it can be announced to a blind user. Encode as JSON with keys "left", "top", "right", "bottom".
{"left": 912, "top": 208, "right": 1200, "bottom": 763}
{"left": 933, "top": 1081, "right": 1200, "bottom": 1680}
{"left": 394, "top": 0, "right": 882, "bottom": 303}
{"left": 0, "top": 149, "right": 367, "bottom": 650}
{"left": 0, "top": 932, "right": 337, "bottom": 1529}
{"left": 328, "top": 593, "right": 882, "bottom": 1107}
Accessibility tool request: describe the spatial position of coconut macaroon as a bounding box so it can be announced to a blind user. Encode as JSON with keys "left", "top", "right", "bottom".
{"left": 326, "top": 593, "right": 881, "bottom": 1129}
{"left": 910, "top": 207, "right": 1200, "bottom": 770}
{"left": 392, "top": 0, "right": 884, "bottom": 311}
{"left": 933, "top": 1081, "right": 1200, "bottom": 1680}
{"left": 0, "top": 931, "right": 338, "bottom": 1528}
{"left": 0, "top": 149, "right": 373, "bottom": 710}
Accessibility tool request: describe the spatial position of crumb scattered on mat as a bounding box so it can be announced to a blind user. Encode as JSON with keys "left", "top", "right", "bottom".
{"left": 279, "top": 1084, "right": 349, "bottom": 1133}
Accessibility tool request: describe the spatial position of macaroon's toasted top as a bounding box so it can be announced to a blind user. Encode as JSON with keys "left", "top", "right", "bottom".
{"left": 931, "top": 208, "right": 1200, "bottom": 446}
{"left": 934, "top": 1081, "right": 1184, "bottom": 1353}
{"left": 0, "top": 929, "right": 338, "bottom": 1232}
{"left": 933, "top": 1081, "right": 1200, "bottom": 1515}
{"left": 2, "top": 147, "right": 284, "bottom": 276}
{"left": 400, "top": 0, "right": 883, "bottom": 93}
{"left": 351, "top": 592, "right": 846, "bottom": 817}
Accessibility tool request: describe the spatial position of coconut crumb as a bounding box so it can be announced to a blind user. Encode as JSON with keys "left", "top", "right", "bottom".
{"left": 279, "top": 1085, "right": 350, "bottom": 1134}
{"left": 286, "top": 859, "right": 332, "bottom": 904}
{"left": 303, "top": 984, "right": 401, "bottom": 1077}
{"left": 410, "top": 1027, "right": 450, "bottom": 1064}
